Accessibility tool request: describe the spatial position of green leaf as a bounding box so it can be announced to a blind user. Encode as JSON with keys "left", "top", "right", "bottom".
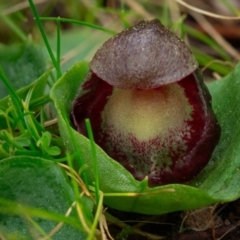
{"left": 0, "top": 156, "right": 92, "bottom": 239}
{"left": 47, "top": 146, "right": 61, "bottom": 156}
{"left": 50, "top": 62, "right": 240, "bottom": 215}
{"left": 37, "top": 131, "right": 51, "bottom": 149}
{"left": 0, "top": 43, "right": 47, "bottom": 99}
{"left": 191, "top": 63, "right": 240, "bottom": 199}
{"left": 14, "top": 133, "right": 31, "bottom": 147}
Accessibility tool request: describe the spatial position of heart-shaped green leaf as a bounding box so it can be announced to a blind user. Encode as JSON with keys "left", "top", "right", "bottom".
{"left": 50, "top": 62, "right": 240, "bottom": 215}
{"left": 190, "top": 64, "right": 240, "bottom": 199}
{"left": 0, "top": 156, "right": 93, "bottom": 239}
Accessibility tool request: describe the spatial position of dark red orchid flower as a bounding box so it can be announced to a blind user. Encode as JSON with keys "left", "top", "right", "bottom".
{"left": 71, "top": 19, "right": 220, "bottom": 187}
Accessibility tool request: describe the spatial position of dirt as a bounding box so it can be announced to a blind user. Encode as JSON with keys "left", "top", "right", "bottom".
{"left": 107, "top": 199, "right": 240, "bottom": 239}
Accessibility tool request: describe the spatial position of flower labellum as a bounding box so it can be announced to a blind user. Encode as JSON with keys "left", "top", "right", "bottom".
{"left": 71, "top": 19, "right": 220, "bottom": 187}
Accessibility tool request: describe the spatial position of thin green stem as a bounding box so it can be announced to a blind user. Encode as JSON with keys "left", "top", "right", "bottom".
{"left": 120, "top": 0, "right": 128, "bottom": 28}
{"left": 66, "top": 154, "right": 81, "bottom": 201}
{"left": 87, "top": 191, "right": 104, "bottom": 240}
{"left": 85, "top": 119, "right": 99, "bottom": 204}
{"left": 39, "top": 17, "right": 116, "bottom": 35}
{"left": 0, "top": 198, "right": 83, "bottom": 231}
{"left": 27, "top": 0, "right": 62, "bottom": 76}
{"left": 0, "top": 67, "right": 27, "bottom": 133}
{"left": 11, "top": 106, "right": 26, "bottom": 135}
{"left": 25, "top": 215, "right": 50, "bottom": 239}
{"left": 30, "top": 95, "right": 51, "bottom": 110}
{"left": 220, "top": 0, "right": 240, "bottom": 15}
{"left": 23, "top": 88, "right": 40, "bottom": 141}
{"left": 162, "top": 0, "right": 170, "bottom": 27}
{"left": 23, "top": 110, "right": 40, "bottom": 141}
{"left": 0, "top": 67, "right": 22, "bottom": 110}
{"left": 120, "top": 0, "right": 125, "bottom": 12}
{"left": 62, "top": 111, "right": 89, "bottom": 186}
{"left": 5, "top": 106, "right": 14, "bottom": 135}
{"left": 56, "top": 17, "right": 61, "bottom": 79}
{"left": 185, "top": 25, "right": 231, "bottom": 61}
{"left": 40, "top": 107, "right": 45, "bottom": 128}
{"left": 179, "top": 16, "right": 186, "bottom": 40}
{"left": 2, "top": 132, "right": 26, "bottom": 151}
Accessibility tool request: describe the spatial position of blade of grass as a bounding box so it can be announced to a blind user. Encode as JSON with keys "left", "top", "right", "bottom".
{"left": 75, "top": 203, "right": 91, "bottom": 235}
{"left": 39, "top": 201, "right": 77, "bottom": 240}
{"left": 185, "top": 25, "right": 231, "bottom": 61}
{"left": 65, "top": 154, "right": 93, "bottom": 234}
{"left": 25, "top": 215, "right": 50, "bottom": 240}
{"left": 171, "top": 14, "right": 187, "bottom": 39}
{"left": 22, "top": 87, "right": 40, "bottom": 141}
{"left": 62, "top": 111, "right": 89, "bottom": 186}
{"left": 87, "top": 191, "right": 104, "bottom": 240}
{"left": 27, "top": 0, "right": 62, "bottom": 77}
{"left": 0, "top": 67, "right": 22, "bottom": 111}
{"left": 179, "top": 15, "right": 186, "bottom": 39}
{"left": 192, "top": 47, "right": 234, "bottom": 75}
{"left": 4, "top": 106, "right": 14, "bottom": 135}
{"left": 161, "top": 0, "right": 170, "bottom": 27}
{"left": 56, "top": 17, "right": 61, "bottom": 79}
{"left": 11, "top": 106, "right": 27, "bottom": 134}
{"left": 1, "top": 131, "right": 26, "bottom": 151}
{"left": 0, "top": 197, "right": 83, "bottom": 231}
{"left": 39, "top": 17, "right": 116, "bottom": 35}
{"left": 0, "top": 66, "right": 27, "bottom": 133}
{"left": 85, "top": 119, "right": 100, "bottom": 205}
{"left": 30, "top": 95, "right": 51, "bottom": 110}
{"left": 66, "top": 154, "right": 81, "bottom": 201}
{"left": 220, "top": 0, "right": 240, "bottom": 16}
{"left": 120, "top": 0, "right": 129, "bottom": 28}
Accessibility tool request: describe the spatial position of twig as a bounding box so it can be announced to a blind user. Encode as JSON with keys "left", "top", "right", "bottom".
{"left": 168, "top": 0, "right": 181, "bottom": 23}
{"left": 201, "top": 60, "right": 235, "bottom": 73}
{"left": 99, "top": 211, "right": 114, "bottom": 240}
{"left": 175, "top": 0, "right": 240, "bottom": 20}
{"left": 2, "top": 0, "right": 48, "bottom": 15}
{"left": 190, "top": 12, "right": 240, "bottom": 61}
{"left": 105, "top": 212, "right": 166, "bottom": 239}
{"left": 44, "top": 118, "right": 58, "bottom": 127}
{"left": 39, "top": 201, "right": 76, "bottom": 240}
{"left": 218, "top": 222, "right": 240, "bottom": 240}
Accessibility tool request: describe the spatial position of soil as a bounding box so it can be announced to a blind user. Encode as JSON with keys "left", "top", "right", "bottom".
{"left": 107, "top": 199, "right": 240, "bottom": 239}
